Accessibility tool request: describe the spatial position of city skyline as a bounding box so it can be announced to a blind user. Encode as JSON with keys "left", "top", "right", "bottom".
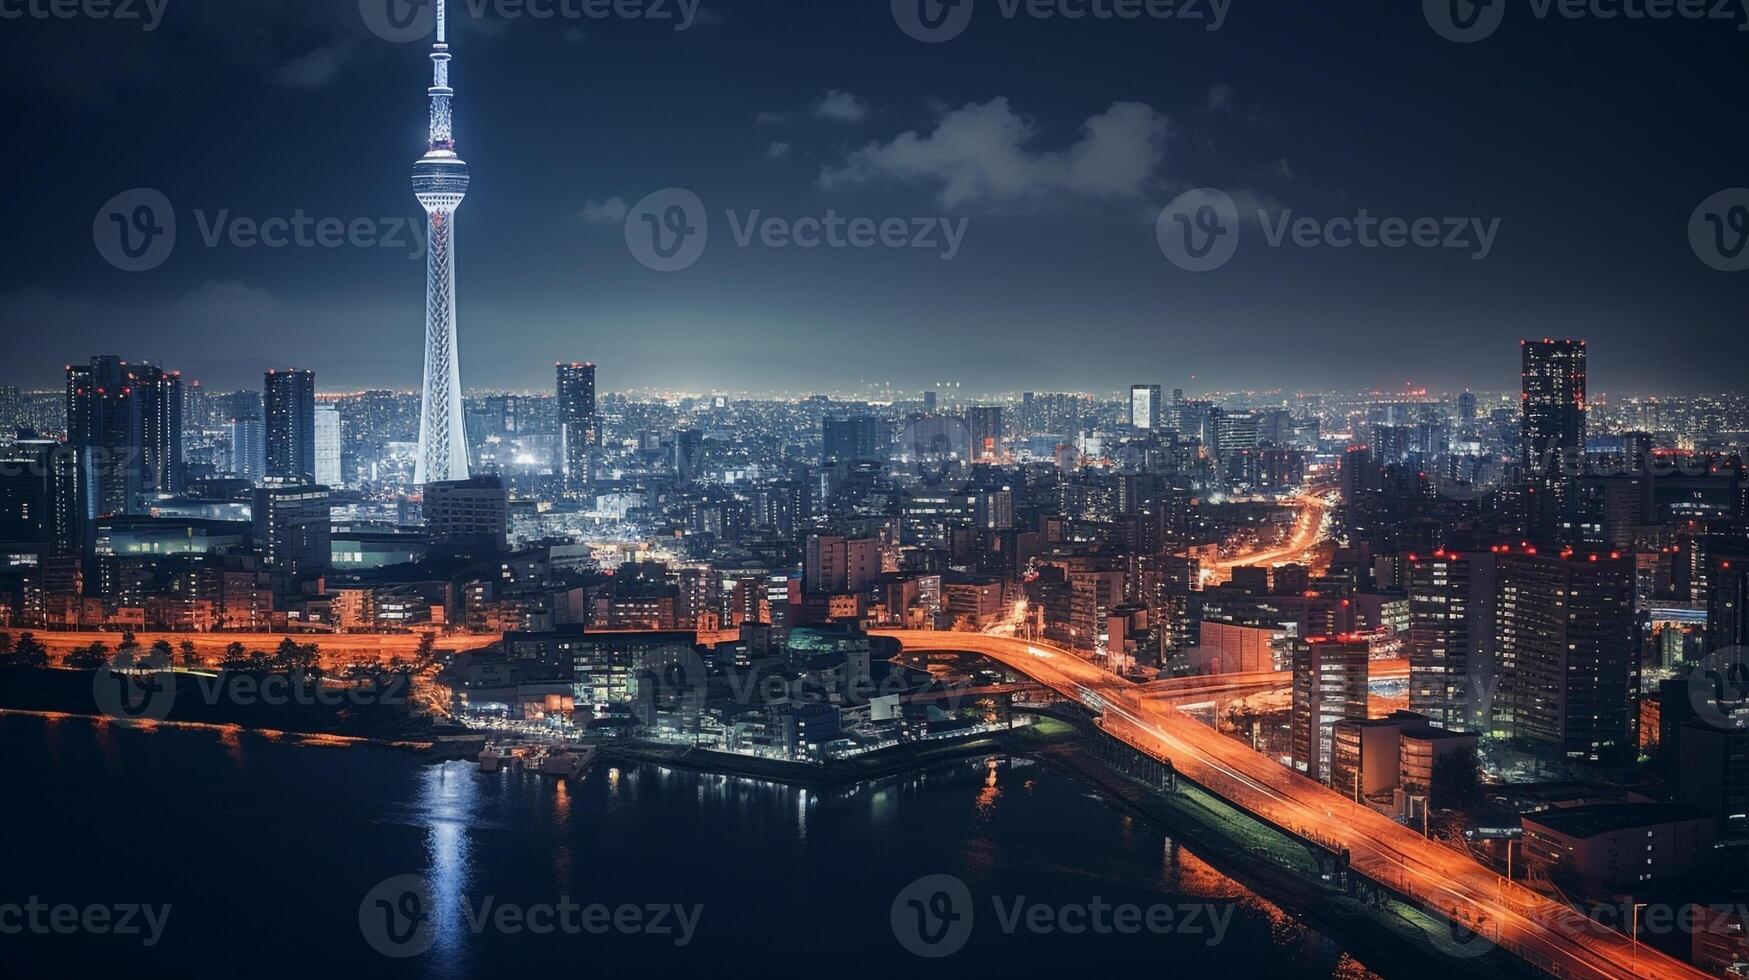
{"left": 5, "top": 4, "right": 1749, "bottom": 978}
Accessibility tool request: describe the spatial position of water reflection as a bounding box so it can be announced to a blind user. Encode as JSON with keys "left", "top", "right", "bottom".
{"left": 417, "top": 762, "right": 477, "bottom": 979}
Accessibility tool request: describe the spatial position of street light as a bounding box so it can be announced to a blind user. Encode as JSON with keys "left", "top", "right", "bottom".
{"left": 1408, "top": 793, "right": 1430, "bottom": 837}
{"left": 1632, "top": 902, "right": 1647, "bottom": 968}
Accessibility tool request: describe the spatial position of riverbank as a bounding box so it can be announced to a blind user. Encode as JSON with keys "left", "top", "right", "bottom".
{"left": 0, "top": 665, "right": 484, "bottom": 757}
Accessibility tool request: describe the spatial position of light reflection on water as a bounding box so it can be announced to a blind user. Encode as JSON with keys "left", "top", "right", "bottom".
{"left": 411, "top": 763, "right": 478, "bottom": 977}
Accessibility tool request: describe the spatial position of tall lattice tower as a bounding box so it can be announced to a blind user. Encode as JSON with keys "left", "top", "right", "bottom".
{"left": 412, "top": 0, "right": 470, "bottom": 485}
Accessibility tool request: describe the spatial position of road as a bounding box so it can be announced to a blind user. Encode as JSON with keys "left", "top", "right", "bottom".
{"left": 875, "top": 629, "right": 1706, "bottom": 980}
{"left": 1203, "top": 490, "right": 1335, "bottom": 585}
{"left": 22, "top": 630, "right": 499, "bottom": 668}
{"left": 1140, "top": 657, "right": 1407, "bottom": 707}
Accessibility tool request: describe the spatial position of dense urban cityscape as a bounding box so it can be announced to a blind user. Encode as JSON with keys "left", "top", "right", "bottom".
{"left": 4, "top": 1, "right": 1748, "bottom": 978}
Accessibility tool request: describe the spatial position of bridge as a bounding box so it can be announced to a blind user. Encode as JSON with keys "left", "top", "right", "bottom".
{"left": 875, "top": 629, "right": 1707, "bottom": 980}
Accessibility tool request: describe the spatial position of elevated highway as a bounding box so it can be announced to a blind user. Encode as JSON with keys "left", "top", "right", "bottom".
{"left": 876, "top": 629, "right": 1706, "bottom": 980}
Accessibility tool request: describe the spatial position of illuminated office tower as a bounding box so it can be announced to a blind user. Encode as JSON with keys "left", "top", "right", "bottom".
{"left": 1130, "top": 384, "right": 1162, "bottom": 430}
{"left": 556, "top": 362, "right": 597, "bottom": 494}
{"left": 314, "top": 406, "right": 342, "bottom": 487}
{"left": 1521, "top": 339, "right": 1587, "bottom": 521}
{"left": 264, "top": 369, "right": 316, "bottom": 484}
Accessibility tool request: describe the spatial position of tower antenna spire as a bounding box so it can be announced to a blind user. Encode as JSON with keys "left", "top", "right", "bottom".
{"left": 412, "top": 0, "right": 470, "bottom": 485}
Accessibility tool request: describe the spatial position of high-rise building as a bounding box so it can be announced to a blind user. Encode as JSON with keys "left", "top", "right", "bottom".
{"left": 63, "top": 356, "right": 183, "bottom": 525}
{"left": 230, "top": 417, "right": 265, "bottom": 483}
{"left": 134, "top": 364, "right": 183, "bottom": 499}
{"left": 1290, "top": 637, "right": 1370, "bottom": 783}
{"left": 1213, "top": 409, "right": 1258, "bottom": 457}
{"left": 966, "top": 406, "right": 1003, "bottom": 462}
{"left": 314, "top": 406, "right": 342, "bottom": 487}
{"left": 822, "top": 416, "right": 882, "bottom": 465}
{"left": 1521, "top": 339, "right": 1587, "bottom": 511}
{"left": 264, "top": 369, "right": 316, "bottom": 484}
{"left": 1408, "top": 550, "right": 1497, "bottom": 732}
{"left": 1130, "top": 384, "right": 1162, "bottom": 430}
{"left": 556, "top": 362, "right": 597, "bottom": 494}
{"left": 424, "top": 475, "right": 509, "bottom": 555}
{"left": 253, "top": 481, "right": 331, "bottom": 578}
{"left": 1494, "top": 546, "right": 1636, "bottom": 760}
{"left": 803, "top": 535, "right": 881, "bottom": 595}
{"left": 672, "top": 429, "right": 705, "bottom": 485}
{"left": 413, "top": 0, "right": 471, "bottom": 486}
{"left": 0, "top": 386, "right": 19, "bottom": 434}
{"left": 0, "top": 437, "right": 63, "bottom": 550}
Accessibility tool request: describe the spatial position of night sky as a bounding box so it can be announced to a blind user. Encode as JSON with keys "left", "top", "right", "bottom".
{"left": 2, "top": 0, "right": 1745, "bottom": 396}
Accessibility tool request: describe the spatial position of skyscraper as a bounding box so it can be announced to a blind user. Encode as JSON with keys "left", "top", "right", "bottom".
{"left": 1521, "top": 339, "right": 1587, "bottom": 482}
{"left": 413, "top": 0, "right": 470, "bottom": 486}
{"left": 1130, "top": 384, "right": 1162, "bottom": 430}
{"left": 134, "top": 364, "right": 183, "bottom": 499}
{"left": 0, "top": 386, "right": 21, "bottom": 434}
{"left": 1408, "top": 550, "right": 1496, "bottom": 732}
{"left": 314, "top": 406, "right": 342, "bottom": 487}
{"left": 264, "top": 369, "right": 316, "bottom": 484}
{"left": 63, "top": 356, "right": 182, "bottom": 522}
{"left": 822, "top": 416, "right": 881, "bottom": 465}
{"left": 230, "top": 417, "right": 265, "bottom": 483}
{"left": 1494, "top": 546, "right": 1636, "bottom": 760}
{"left": 556, "top": 362, "right": 597, "bottom": 494}
{"left": 966, "top": 406, "right": 1003, "bottom": 463}
{"left": 253, "top": 482, "right": 331, "bottom": 579}
{"left": 1290, "top": 637, "right": 1369, "bottom": 784}
{"left": 672, "top": 428, "right": 705, "bottom": 486}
